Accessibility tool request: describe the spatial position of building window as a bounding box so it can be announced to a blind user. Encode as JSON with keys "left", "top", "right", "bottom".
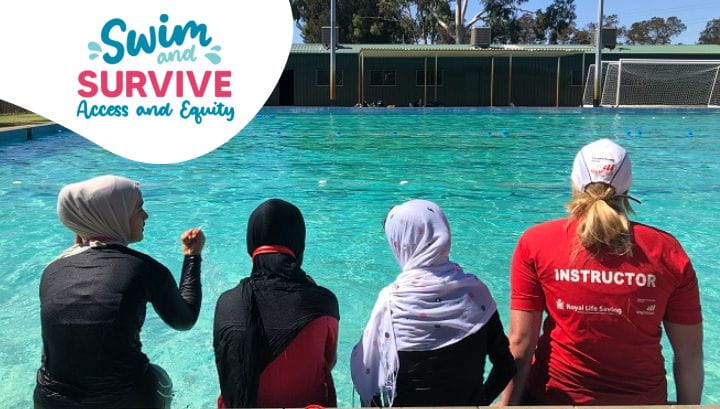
{"left": 415, "top": 70, "right": 444, "bottom": 86}
{"left": 369, "top": 70, "right": 396, "bottom": 87}
{"left": 570, "top": 70, "right": 584, "bottom": 87}
{"left": 316, "top": 70, "right": 343, "bottom": 87}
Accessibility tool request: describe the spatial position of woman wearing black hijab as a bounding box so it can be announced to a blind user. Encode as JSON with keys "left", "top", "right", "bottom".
{"left": 213, "top": 199, "right": 340, "bottom": 408}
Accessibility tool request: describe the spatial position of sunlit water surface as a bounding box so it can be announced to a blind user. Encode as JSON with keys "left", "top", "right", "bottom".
{"left": 1, "top": 107, "right": 719, "bottom": 408}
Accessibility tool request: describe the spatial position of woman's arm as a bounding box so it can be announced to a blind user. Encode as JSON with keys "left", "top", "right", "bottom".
{"left": 498, "top": 309, "right": 542, "bottom": 406}
{"left": 325, "top": 317, "right": 339, "bottom": 369}
{"left": 477, "top": 312, "right": 516, "bottom": 405}
{"left": 323, "top": 317, "right": 340, "bottom": 407}
{"left": 149, "top": 228, "right": 205, "bottom": 330}
{"left": 662, "top": 244, "right": 703, "bottom": 404}
{"left": 149, "top": 255, "right": 202, "bottom": 330}
{"left": 664, "top": 321, "right": 703, "bottom": 404}
{"left": 214, "top": 323, "right": 247, "bottom": 407}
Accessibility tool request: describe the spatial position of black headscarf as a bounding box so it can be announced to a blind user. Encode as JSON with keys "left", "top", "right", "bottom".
{"left": 213, "top": 199, "right": 339, "bottom": 408}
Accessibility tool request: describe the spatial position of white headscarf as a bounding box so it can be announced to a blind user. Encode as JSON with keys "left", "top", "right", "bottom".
{"left": 55, "top": 175, "right": 141, "bottom": 259}
{"left": 351, "top": 200, "right": 497, "bottom": 406}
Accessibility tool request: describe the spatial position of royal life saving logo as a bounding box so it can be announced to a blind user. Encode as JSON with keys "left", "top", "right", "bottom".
{"left": 77, "top": 14, "right": 235, "bottom": 124}
{"left": 0, "top": 0, "right": 292, "bottom": 164}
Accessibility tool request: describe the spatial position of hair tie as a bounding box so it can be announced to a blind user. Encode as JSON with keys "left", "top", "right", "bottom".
{"left": 585, "top": 191, "right": 605, "bottom": 203}
{"left": 584, "top": 185, "right": 616, "bottom": 203}
{"left": 251, "top": 245, "right": 296, "bottom": 262}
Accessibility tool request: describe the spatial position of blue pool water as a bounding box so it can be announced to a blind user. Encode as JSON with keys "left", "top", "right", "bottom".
{"left": 1, "top": 107, "right": 719, "bottom": 407}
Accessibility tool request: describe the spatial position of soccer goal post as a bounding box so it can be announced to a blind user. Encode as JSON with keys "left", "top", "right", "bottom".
{"left": 582, "top": 59, "right": 720, "bottom": 108}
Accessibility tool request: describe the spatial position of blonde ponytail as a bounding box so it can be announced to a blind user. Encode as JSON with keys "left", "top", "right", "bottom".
{"left": 566, "top": 183, "right": 634, "bottom": 255}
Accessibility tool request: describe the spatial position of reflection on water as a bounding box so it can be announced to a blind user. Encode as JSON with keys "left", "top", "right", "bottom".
{"left": 1, "top": 108, "right": 719, "bottom": 407}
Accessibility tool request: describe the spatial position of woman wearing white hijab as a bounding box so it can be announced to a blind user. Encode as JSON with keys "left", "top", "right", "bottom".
{"left": 351, "top": 199, "right": 515, "bottom": 406}
{"left": 34, "top": 175, "right": 205, "bottom": 409}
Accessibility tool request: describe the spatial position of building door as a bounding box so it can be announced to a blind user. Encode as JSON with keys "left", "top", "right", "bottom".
{"left": 279, "top": 70, "right": 294, "bottom": 106}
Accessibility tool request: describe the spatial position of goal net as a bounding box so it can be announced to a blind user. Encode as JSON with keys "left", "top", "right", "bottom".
{"left": 583, "top": 59, "right": 720, "bottom": 107}
{"left": 582, "top": 62, "right": 613, "bottom": 107}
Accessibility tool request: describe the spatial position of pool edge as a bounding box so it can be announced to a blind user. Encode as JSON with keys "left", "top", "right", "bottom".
{"left": 0, "top": 122, "right": 65, "bottom": 140}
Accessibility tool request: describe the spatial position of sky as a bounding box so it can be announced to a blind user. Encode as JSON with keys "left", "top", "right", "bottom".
{"left": 292, "top": 0, "right": 720, "bottom": 45}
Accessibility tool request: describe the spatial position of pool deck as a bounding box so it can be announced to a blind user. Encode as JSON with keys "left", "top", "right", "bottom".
{"left": 0, "top": 122, "right": 65, "bottom": 140}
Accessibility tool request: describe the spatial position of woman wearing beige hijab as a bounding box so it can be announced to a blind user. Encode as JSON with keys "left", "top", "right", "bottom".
{"left": 34, "top": 175, "right": 205, "bottom": 409}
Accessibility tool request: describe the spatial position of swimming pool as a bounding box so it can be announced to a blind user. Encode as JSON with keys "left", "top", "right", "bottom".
{"left": 1, "top": 107, "right": 719, "bottom": 407}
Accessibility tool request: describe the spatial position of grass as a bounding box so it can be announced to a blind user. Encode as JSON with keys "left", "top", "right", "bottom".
{"left": 0, "top": 113, "right": 50, "bottom": 128}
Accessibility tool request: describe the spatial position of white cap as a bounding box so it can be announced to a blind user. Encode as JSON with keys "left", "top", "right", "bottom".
{"left": 571, "top": 139, "right": 632, "bottom": 195}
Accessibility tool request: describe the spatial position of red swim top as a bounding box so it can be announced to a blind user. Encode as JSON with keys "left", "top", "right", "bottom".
{"left": 218, "top": 315, "right": 338, "bottom": 408}
{"left": 511, "top": 218, "right": 701, "bottom": 405}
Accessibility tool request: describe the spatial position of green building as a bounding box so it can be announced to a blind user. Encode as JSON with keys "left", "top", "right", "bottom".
{"left": 265, "top": 44, "right": 720, "bottom": 107}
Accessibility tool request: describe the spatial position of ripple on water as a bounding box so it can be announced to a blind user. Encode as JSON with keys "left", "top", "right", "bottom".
{"left": 2, "top": 108, "right": 719, "bottom": 406}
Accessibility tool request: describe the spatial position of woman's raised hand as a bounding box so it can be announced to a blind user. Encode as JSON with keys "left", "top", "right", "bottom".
{"left": 181, "top": 228, "right": 205, "bottom": 256}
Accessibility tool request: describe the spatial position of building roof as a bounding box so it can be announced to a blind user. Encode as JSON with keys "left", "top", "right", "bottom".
{"left": 291, "top": 43, "right": 363, "bottom": 54}
{"left": 603, "top": 44, "right": 720, "bottom": 55}
{"left": 291, "top": 43, "right": 720, "bottom": 58}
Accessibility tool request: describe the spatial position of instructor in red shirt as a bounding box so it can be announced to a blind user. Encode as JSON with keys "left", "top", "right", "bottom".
{"left": 500, "top": 139, "right": 703, "bottom": 405}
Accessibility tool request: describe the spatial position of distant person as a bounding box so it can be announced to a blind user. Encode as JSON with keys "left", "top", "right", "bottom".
{"left": 34, "top": 175, "right": 204, "bottom": 409}
{"left": 351, "top": 199, "right": 515, "bottom": 406}
{"left": 500, "top": 139, "right": 703, "bottom": 405}
{"left": 213, "top": 199, "right": 339, "bottom": 408}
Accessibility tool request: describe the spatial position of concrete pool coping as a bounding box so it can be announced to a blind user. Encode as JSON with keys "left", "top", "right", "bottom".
{"left": 0, "top": 122, "right": 65, "bottom": 140}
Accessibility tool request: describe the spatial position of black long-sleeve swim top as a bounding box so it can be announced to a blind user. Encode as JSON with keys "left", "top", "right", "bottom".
{"left": 35, "top": 244, "right": 201, "bottom": 408}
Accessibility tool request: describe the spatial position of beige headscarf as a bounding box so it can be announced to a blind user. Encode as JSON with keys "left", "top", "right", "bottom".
{"left": 56, "top": 175, "right": 141, "bottom": 259}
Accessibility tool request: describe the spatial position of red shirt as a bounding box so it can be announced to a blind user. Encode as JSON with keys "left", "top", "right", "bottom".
{"left": 218, "top": 316, "right": 338, "bottom": 408}
{"left": 511, "top": 218, "right": 701, "bottom": 405}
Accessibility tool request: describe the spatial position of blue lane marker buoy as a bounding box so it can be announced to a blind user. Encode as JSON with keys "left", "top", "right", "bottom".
{"left": 687, "top": 130, "right": 694, "bottom": 137}
{"left": 392, "top": 131, "right": 398, "bottom": 136}
{"left": 335, "top": 131, "right": 341, "bottom": 137}
{"left": 502, "top": 129, "right": 509, "bottom": 137}
{"left": 626, "top": 129, "right": 632, "bottom": 137}
{"left": 276, "top": 131, "right": 281, "bottom": 136}
{"left": 486, "top": 131, "right": 492, "bottom": 137}
{"left": 636, "top": 129, "right": 642, "bottom": 137}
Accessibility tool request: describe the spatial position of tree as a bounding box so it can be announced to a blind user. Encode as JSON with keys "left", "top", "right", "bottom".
{"left": 484, "top": 0, "right": 530, "bottom": 44}
{"left": 625, "top": 17, "right": 686, "bottom": 45}
{"left": 536, "top": 0, "right": 576, "bottom": 44}
{"left": 699, "top": 18, "right": 720, "bottom": 44}
{"left": 361, "top": 0, "right": 418, "bottom": 43}
{"left": 565, "top": 14, "right": 624, "bottom": 45}
{"left": 290, "top": 0, "right": 416, "bottom": 43}
{"left": 432, "top": 0, "right": 528, "bottom": 44}
{"left": 563, "top": 23, "right": 591, "bottom": 44}
{"left": 432, "top": 0, "right": 479, "bottom": 44}
{"left": 415, "top": 0, "right": 453, "bottom": 44}
{"left": 515, "top": 12, "right": 543, "bottom": 44}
